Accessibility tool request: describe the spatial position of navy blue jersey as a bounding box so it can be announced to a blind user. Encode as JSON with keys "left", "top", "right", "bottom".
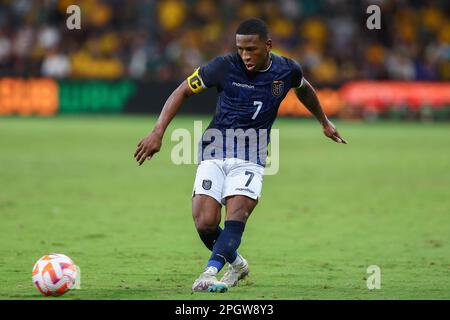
{"left": 187, "top": 53, "right": 303, "bottom": 166}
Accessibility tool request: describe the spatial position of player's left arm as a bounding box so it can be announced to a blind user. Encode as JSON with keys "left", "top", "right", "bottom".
{"left": 294, "top": 79, "right": 347, "bottom": 144}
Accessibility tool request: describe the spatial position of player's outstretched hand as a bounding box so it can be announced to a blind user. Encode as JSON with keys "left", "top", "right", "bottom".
{"left": 322, "top": 120, "right": 347, "bottom": 144}
{"left": 134, "top": 131, "right": 163, "bottom": 165}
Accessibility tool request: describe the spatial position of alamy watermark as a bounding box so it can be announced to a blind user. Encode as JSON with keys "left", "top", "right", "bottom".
{"left": 170, "top": 121, "right": 280, "bottom": 175}
{"left": 366, "top": 5, "right": 381, "bottom": 30}
{"left": 366, "top": 265, "right": 381, "bottom": 290}
{"left": 66, "top": 5, "right": 81, "bottom": 30}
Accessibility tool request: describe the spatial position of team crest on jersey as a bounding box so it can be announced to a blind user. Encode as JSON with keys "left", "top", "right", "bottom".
{"left": 272, "top": 80, "right": 284, "bottom": 97}
{"left": 202, "top": 180, "right": 212, "bottom": 190}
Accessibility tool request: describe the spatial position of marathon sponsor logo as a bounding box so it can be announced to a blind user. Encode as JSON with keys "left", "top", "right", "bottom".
{"left": 235, "top": 188, "right": 255, "bottom": 194}
{"left": 232, "top": 82, "right": 255, "bottom": 89}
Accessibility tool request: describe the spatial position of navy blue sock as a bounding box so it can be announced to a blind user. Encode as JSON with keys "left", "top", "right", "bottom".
{"left": 198, "top": 226, "right": 222, "bottom": 251}
{"left": 198, "top": 226, "right": 238, "bottom": 263}
{"left": 207, "top": 220, "right": 245, "bottom": 272}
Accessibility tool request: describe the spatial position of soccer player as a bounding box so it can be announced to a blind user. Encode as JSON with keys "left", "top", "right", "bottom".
{"left": 134, "top": 18, "right": 347, "bottom": 292}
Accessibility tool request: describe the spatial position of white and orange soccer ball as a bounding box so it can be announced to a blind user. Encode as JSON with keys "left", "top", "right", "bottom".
{"left": 32, "top": 253, "right": 80, "bottom": 296}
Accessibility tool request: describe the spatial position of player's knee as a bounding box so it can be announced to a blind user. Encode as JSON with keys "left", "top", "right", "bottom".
{"left": 227, "top": 207, "right": 251, "bottom": 223}
{"left": 193, "top": 212, "right": 218, "bottom": 233}
{"left": 195, "top": 220, "right": 217, "bottom": 234}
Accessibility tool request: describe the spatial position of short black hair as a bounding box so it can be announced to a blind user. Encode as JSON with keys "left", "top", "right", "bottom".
{"left": 235, "top": 18, "right": 268, "bottom": 40}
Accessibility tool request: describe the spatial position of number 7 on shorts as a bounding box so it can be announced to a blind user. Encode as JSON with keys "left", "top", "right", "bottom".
{"left": 245, "top": 171, "right": 254, "bottom": 187}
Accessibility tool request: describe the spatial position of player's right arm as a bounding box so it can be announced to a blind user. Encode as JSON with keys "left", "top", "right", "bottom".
{"left": 134, "top": 59, "right": 223, "bottom": 166}
{"left": 134, "top": 79, "right": 197, "bottom": 166}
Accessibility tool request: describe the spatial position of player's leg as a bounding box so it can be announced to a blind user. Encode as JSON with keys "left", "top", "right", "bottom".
{"left": 192, "top": 194, "right": 240, "bottom": 261}
{"left": 191, "top": 195, "right": 228, "bottom": 292}
{"left": 208, "top": 195, "right": 256, "bottom": 288}
{"left": 191, "top": 160, "right": 230, "bottom": 292}
{"left": 192, "top": 194, "right": 222, "bottom": 251}
{"left": 207, "top": 159, "right": 264, "bottom": 288}
{"left": 191, "top": 160, "right": 226, "bottom": 251}
{"left": 219, "top": 195, "right": 256, "bottom": 286}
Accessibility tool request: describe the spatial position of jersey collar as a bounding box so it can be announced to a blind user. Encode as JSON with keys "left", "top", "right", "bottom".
{"left": 257, "top": 54, "right": 273, "bottom": 73}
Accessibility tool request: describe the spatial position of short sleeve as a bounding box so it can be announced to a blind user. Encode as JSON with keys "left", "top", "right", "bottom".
{"left": 290, "top": 59, "right": 304, "bottom": 88}
{"left": 198, "top": 56, "right": 228, "bottom": 88}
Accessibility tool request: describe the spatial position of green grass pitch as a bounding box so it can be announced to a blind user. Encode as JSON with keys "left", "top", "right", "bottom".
{"left": 0, "top": 115, "right": 449, "bottom": 299}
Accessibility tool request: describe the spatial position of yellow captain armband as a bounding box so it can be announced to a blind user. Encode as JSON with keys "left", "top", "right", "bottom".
{"left": 187, "top": 67, "right": 205, "bottom": 94}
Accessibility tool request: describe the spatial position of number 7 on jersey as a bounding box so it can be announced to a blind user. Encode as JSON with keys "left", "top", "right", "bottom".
{"left": 252, "top": 101, "right": 263, "bottom": 120}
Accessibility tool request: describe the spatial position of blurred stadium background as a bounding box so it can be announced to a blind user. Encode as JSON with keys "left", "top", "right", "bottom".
{"left": 1, "top": 0, "right": 450, "bottom": 300}
{"left": 0, "top": 0, "right": 449, "bottom": 119}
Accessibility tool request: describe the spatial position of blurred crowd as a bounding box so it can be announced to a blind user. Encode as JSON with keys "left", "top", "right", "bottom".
{"left": 0, "top": 0, "right": 448, "bottom": 85}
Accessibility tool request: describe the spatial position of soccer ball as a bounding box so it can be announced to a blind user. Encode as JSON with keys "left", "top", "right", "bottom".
{"left": 32, "top": 253, "right": 79, "bottom": 296}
